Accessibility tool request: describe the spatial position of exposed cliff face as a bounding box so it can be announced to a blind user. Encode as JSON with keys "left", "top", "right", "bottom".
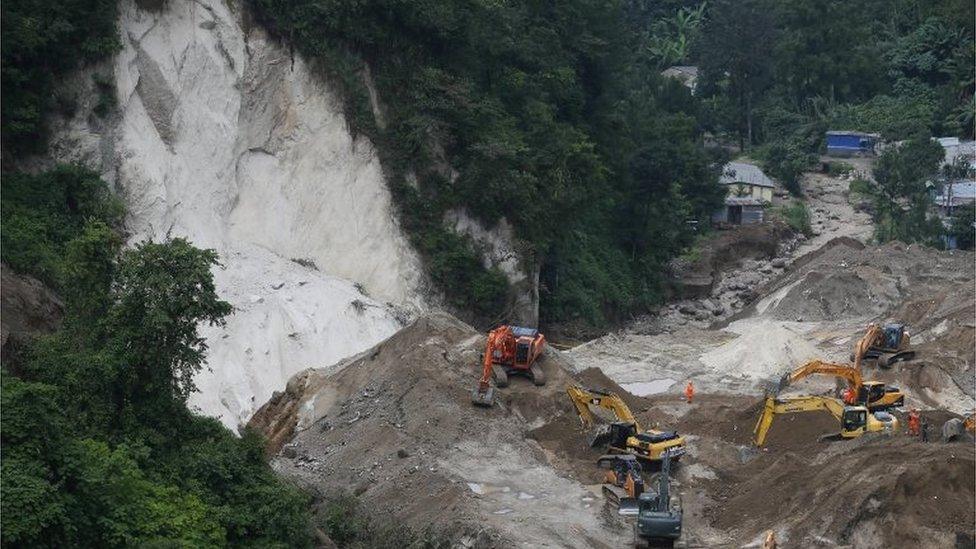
{"left": 0, "top": 263, "right": 64, "bottom": 359}
{"left": 42, "top": 0, "right": 430, "bottom": 428}
{"left": 444, "top": 208, "right": 539, "bottom": 326}
{"left": 40, "top": 0, "right": 542, "bottom": 428}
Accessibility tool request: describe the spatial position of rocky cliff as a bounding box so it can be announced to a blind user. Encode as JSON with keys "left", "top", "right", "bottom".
{"left": 37, "top": 0, "right": 538, "bottom": 428}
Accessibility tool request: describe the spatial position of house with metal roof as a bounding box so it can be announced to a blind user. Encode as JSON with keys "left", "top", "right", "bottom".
{"left": 719, "top": 161, "right": 775, "bottom": 202}
{"left": 934, "top": 180, "right": 976, "bottom": 212}
{"left": 712, "top": 162, "right": 775, "bottom": 225}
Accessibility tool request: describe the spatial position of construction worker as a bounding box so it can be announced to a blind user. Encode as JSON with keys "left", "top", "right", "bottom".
{"left": 842, "top": 386, "right": 856, "bottom": 405}
{"left": 684, "top": 381, "right": 695, "bottom": 404}
{"left": 907, "top": 408, "right": 921, "bottom": 436}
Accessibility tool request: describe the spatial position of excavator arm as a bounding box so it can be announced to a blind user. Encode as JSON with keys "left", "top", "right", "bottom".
{"left": 753, "top": 395, "right": 846, "bottom": 446}
{"left": 852, "top": 324, "right": 882, "bottom": 372}
{"left": 780, "top": 359, "right": 863, "bottom": 395}
{"left": 471, "top": 328, "right": 506, "bottom": 407}
{"left": 566, "top": 385, "right": 641, "bottom": 431}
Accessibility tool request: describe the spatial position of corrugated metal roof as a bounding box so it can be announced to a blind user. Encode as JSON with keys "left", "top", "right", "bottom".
{"left": 719, "top": 162, "right": 775, "bottom": 188}
{"left": 935, "top": 181, "right": 976, "bottom": 205}
{"left": 724, "top": 196, "right": 765, "bottom": 206}
{"left": 826, "top": 130, "right": 881, "bottom": 138}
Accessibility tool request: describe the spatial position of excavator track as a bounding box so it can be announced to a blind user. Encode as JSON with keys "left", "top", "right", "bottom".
{"left": 530, "top": 364, "right": 546, "bottom": 386}
{"left": 878, "top": 350, "right": 915, "bottom": 368}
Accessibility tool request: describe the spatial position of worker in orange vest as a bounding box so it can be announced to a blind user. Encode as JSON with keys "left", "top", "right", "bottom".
{"left": 684, "top": 381, "right": 695, "bottom": 404}
{"left": 907, "top": 409, "right": 921, "bottom": 436}
{"left": 842, "top": 387, "right": 856, "bottom": 405}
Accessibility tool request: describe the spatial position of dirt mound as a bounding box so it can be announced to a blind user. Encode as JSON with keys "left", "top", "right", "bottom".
{"left": 707, "top": 437, "right": 975, "bottom": 547}
{"left": 248, "top": 313, "right": 631, "bottom": 547}
{"left": 668, "top": 222, "right": 794, "bottom": 299}
{"left": 729, "top": 239, "right": 973, "bottom": 324}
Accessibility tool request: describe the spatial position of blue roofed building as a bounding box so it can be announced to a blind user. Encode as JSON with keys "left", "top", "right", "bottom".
{"left": 826, "top": 131, "right": 880, "bottom": 157}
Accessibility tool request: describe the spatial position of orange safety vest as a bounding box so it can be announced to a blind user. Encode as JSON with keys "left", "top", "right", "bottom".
{"left": 684, "top": 382, "right": 695, "bottom": 401}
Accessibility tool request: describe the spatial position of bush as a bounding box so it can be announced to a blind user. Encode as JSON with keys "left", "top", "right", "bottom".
{"left": 824, "top": 161, "right": 854, "bottom": 176}
{"left": 848, "top": 178, "right": 873, "bottom": 196}
{"left": 0, "top": 165, "right": 123, "bottom": 287}
{"left": 2, "top": 168, "right": 313, "bottom": 547}
{"left": 775, "top": 201, "right": 812, "bottom": 236}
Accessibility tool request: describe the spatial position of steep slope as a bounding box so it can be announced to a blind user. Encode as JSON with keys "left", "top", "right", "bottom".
{"left": 43, "top": 0, "right": 430, "bottom": 427}
{"left": 249, "top": 313, "right": 630, "bottom": 547}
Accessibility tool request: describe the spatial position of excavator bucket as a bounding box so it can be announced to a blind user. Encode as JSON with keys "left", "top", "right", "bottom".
{"left": 617, "top": 497, "right": 639, "bottom": 516}
{"left": 471, "top": 386, "right": 494, "bottom": 407}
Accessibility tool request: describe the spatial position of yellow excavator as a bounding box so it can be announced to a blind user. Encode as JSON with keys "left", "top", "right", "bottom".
{"left": 753, "top": 394, "right": 899, "bottom": 446}
{"left": 567, "top": 385, "right": 686, "bottom": 462}
{"left": 852, "top": 323, "right": 914, "bottom": 370}
{"left": 778, "top": 359, "right": 904, "bottom": 410}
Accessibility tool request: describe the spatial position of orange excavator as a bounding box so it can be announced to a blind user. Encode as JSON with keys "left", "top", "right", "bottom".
{"left": 471, "top": 325, "right": 546, "bottom": 407}
{"left": 852, "top": 323, "right": 914, "bottom": 370}
{"left": 778, "top": 359, "right": 904, "bottom": 410}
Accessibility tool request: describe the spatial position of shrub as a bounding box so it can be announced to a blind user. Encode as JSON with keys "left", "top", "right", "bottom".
{"left": 0, "top": 165, "right": 123, "bottom": 287}
{"left": 775, "top": 201, "right": 812, "bottom": 236}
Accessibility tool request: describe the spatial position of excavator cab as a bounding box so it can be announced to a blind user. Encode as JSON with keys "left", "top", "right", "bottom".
{"left": 514, "top": 337, "right": 533, "bottom": 366}
{"left": 858, "top": 381, "right": 904, "bottom": 409}
{"left": 841, "top": 407, "right": 868, "bottom": 434}
{"left": 882, "top": 324, "right": 906, "bottom": 349}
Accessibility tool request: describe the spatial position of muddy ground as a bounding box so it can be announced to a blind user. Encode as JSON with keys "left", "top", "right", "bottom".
{"left": 249, "top": 311, "right": 974, "bottom": 548}
{"left": 249, "top": 166, "right": 975, "bottom": 547}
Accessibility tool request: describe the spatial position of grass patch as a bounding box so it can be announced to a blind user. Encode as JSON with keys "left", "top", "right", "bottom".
{"left": 774, "top": 201, "right": 813, "bottom": 236}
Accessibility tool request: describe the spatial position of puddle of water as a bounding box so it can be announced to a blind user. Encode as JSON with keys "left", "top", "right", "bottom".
{"left": 493, "top": 508, "right": 513, "bottom": 515}
{"left": 517, "top": 492, "right": 535, "bottom": 500}
{"left": 621, "top": 378, "right": 676, "bottom": 396}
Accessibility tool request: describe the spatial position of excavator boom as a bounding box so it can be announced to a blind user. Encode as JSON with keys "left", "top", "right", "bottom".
{"left": 753, "top": 395, "right": 846, "bottom": 446}
{"left": 753, "top": 394, "right": 898, "bottom": 446}
{"left": 566, "top": 385, "right": 640, "bottom": 431}
{"left": 779, "top": 359, "right": 904, "bottom": 410}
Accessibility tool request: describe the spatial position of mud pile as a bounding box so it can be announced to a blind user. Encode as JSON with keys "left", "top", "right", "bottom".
{"left": 248, "top": 313, "right": 631, "bottom": 547}
{"left": 753, "top": 238, "right": 973, "bottom": 323}
{"left": 669, "top": 394, "right": 975, "bottom": 548}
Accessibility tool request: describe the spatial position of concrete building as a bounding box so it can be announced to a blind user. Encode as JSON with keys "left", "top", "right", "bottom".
{"left": 934, "top": 180, "right": 976, "bottom": 215}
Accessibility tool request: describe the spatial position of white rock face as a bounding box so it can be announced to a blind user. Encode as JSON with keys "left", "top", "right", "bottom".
{"left": 46, "top": 0, "right": 429, "bottom": 427}
{"left": 444, "top": 208, "right": 539, "bottom": 326}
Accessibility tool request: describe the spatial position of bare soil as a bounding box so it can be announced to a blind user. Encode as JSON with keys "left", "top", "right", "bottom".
{"left": 249, "top": 169, "right": 975, "bottom": 548}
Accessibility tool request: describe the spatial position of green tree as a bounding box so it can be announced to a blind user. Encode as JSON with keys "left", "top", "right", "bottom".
{"left": 947, "top": 202, "right": 975, "bottom": 250}
{"left": 106, "top": 239, "right": 232, "bottom": 418}
{"left": 870, "top": 138, "right": 945, "bottom": 243}
{"left": 697, "top": 0, "right": 776, "bottom": 146}
{"left": 0, "top": 165, "right": 123, "bottom": 287}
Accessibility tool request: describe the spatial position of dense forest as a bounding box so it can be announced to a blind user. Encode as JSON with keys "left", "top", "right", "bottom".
{"left": 251, "top": 0, "right": 975, "bottom": 325}
{"left": 1, "top": 0, "right": 973, "bottom": 545}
